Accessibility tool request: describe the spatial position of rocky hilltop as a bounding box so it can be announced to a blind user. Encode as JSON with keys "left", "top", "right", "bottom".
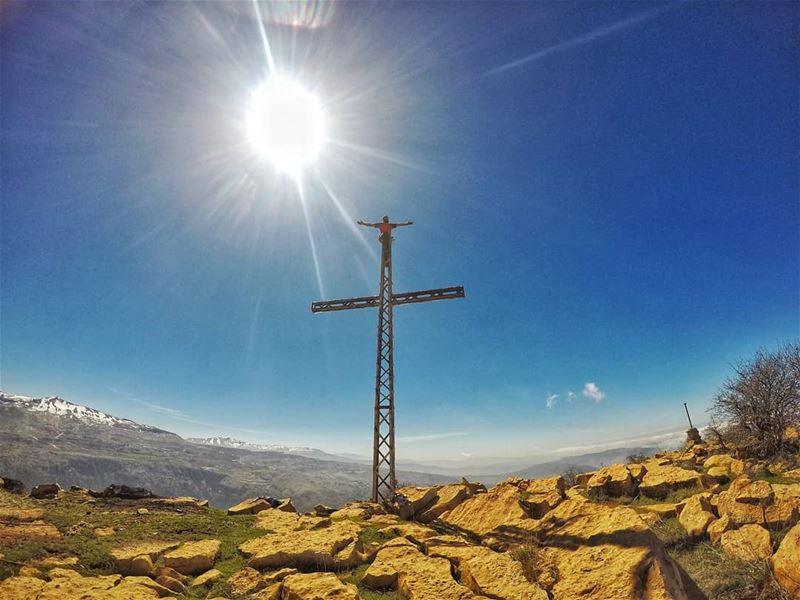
{"left": 1, "top": 436, "right": 799, "bottom": 599}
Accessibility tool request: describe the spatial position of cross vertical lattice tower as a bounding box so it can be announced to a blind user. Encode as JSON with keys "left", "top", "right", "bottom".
{"left": 373, "top": 234, "right": 396, "bottom": 501}
{"left": 311, "top": 219, "right": 464, "bottom": 503}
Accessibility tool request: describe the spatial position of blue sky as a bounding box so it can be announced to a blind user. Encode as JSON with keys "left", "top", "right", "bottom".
{"left": 1, "top": 1, "right": 798, "bottom": 463}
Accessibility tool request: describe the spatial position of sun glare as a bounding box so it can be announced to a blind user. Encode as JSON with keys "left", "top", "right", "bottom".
{"left": 246, "top": 76, "right": 325, "bottom": 176}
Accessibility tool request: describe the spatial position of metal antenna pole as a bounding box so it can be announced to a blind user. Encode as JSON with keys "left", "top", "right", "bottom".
{"left": 683, "top": 402, "right": 694, "bottom": 429}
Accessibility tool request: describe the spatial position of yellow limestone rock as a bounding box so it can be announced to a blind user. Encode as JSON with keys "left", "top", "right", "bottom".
{"left": 0, "top": 520, "right": 61, "bottom": 542}
{"left": 330, "top": 502, "right": 386, "bottom": 521}
{"left": 520, "top": 476, "right": 566, "bottom": 518}
{"left": 228, "top": 497, "right": 272, "bottom": 515}
{"left": 191, "top": 568, "right": 224, "bottom": 587}
{"left": 361, "top": 539, "right": 481, "bottom": 599}
{"left": 239, "top": 519, "right": 363, "bottom": 570}
{"left": 228, "top": 567, "right": 267, "bottom": 597}
{"left": 0, "top": 576, "right": 46, "bottom": 600}
{"left": 440, "top": 480, "right": 527, "bottom": 536}
{"left": 720, "top": 524, "right": 772, "bottom": 560}
{"left": 772, "top": 522, "right": 800, "bottom": 599}
{"left": 639, "top": 464, "right": 708, "bottom": 499}
{"left": 0, "top": 507, "right": 45, "bottom": 520}
{"left": 30, "top": 571, "right": 161, "bottom": 600}
{"left": 717, "top": 476, "right": 775, "bottom": 526}
{"left": 707, "top": 515, "right": 736, "bottom": 545}
{"left": 678, "top": 493, "right": 717, "bottom": 538}
{"left": 281, "top": 572, "right": 359, "bottom": 600}
{"left": 527, "top": 499, "right": 690, "bottom": 600}
{"left": 426, "top": 538, "right": 549, "bottom": 599}
{"left": 393, "top": 485, "right": 439, "bottom": 519}
{"left": 587, "top": 464, "right": 637, "bottom": 498}
{"left": 111, "top": 541, "right": 179, "bottom": 575}
{"left": 417, "top": 483, "right": 473, "bottom": 523}
{"left": 252, "top": 583, "right": 283, "bottom": 600}
{"left": 255, "top": 508, "right": 329, "bottom": 533}
{"left": 122, "top": 576, "right": 175, "bottom": 597}
{"left": 377, "top": 522, "right": 439, "bottom": 544}
{"left": 163, "top": 539, "right": 221, "bottom": 575}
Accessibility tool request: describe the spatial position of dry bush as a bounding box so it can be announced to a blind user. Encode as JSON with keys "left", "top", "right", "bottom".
{"left": 710, "top": 342, "right": 800, "bottom": 459}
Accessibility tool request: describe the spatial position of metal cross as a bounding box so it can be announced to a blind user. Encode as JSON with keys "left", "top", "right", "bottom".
{"left": 311, "top": 218, "right": 465, "bottom": 503}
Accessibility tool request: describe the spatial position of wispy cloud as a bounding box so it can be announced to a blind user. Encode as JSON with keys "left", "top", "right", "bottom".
{"left": 545, "top": 393, "right": 558, "bottom": 409}
{"left": 484, "top": 4, "right": 676, "bottom": 77}
{"left": 566, "top": 390, "right": 575, "bottom": 403}
{"left": 583, "top": 382, "right": 605, "bottom": 403}
{"left": 397, "top": 431, "right": 472, "bottom": 443}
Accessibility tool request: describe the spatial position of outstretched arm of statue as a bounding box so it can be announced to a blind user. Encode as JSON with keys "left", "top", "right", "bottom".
{"left": 393, "top": 221, "right": 414, "bottom": 228}
{"left": 357, "top": 220, "right": 380, "bottom": 228}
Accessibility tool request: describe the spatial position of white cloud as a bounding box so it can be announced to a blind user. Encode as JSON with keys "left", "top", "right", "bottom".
{"left": 397, "top": 431, "right": 472, "bottom": 443}
{"left": 583, "top": 382, "right": 605, "bottom": 403}
{"left": 545, "top": 393, "right": 558, "bottom": 409}
{"left": 566, "top": 390, "right": 575, "bottom": 403}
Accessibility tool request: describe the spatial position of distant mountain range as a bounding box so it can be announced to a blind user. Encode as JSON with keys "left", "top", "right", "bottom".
{"left": 185, "top": 436, "right": 349, "bottom": 462}
{"left": 0, "top": 391, "right": 686, "bottom": 508}
{"left": 0, "top": 392, "right": 452, "bottom": 511}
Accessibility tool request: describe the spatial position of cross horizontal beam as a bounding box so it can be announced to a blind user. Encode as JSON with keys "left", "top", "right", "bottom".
{"left": 311, "top": 286, "right": 464, "bottom": 313}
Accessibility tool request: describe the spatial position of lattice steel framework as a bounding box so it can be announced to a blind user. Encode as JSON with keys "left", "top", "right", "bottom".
{"left": 311, "top": 222, "right": 464, "bottom": 503}
{"left": 373, "top": 235, "right": 396, "bottom": 501}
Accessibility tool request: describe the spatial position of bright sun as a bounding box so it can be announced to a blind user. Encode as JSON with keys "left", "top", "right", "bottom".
{"left": 246, "top": 76, "right": 325, "bottom": 176}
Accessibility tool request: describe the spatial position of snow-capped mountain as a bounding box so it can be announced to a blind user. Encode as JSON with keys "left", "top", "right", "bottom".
{"left": 0, "top": 392, "right": 165, "bottom": 432}
{"left": 186, "top": 436, "right": 352, "bottom": 462}
{"left": 186, "top": 436, "right": 316, "bottom": 453}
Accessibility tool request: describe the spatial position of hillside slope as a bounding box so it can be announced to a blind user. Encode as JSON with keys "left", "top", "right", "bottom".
{"left": 0, "top": 393, "right": 452, "bottom": 511}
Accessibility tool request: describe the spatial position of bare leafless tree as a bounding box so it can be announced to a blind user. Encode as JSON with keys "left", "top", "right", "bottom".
{"left": 710, "top": 342, "right": 800, "bottom": 458}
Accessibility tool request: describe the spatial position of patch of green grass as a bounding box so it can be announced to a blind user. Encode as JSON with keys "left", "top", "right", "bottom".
{"left": 630, "top": 485, "right": 706, "bottom": 506}
{"left": 339, "top": 563, "right": 370, "bottom": 586}
{"left": 339, "top": 565, "right": 402, "bottom": 600}
{"left": 510, "top": 543, "right": 557, "bottom": 587}
{"left": 753, "top": 471, "right": 800, "bottom": 485}
{"left": 357, "top": 588, "right": 403, "bottom": 600}
{"left": 650, "top": 517, "right": 691, "bottom": 550}
{"left": 358, "top": 525, "right": 397, "bottom": 547}
{"left": 670, "top": 542, "right": 770, "bottom": 600}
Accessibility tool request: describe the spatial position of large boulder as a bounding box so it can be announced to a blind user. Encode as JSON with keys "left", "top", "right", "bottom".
{"left": 99, "top": 485, "right": 157, "bottom": 500}
{"left": 426, "top": 536, "right": 548, "bottom": 599}
{"left": 772, "top": 522, "right": 800, "bottom": 599}
{"left": 281, "top": 572, "right": 359, "bottom": 600}
{"left": 417, "top": 483, "right": 475, "bottom": 523}
{"left": 1, "top": 477, "right": 26, "bottom": 495}
{"left": 707, "top": 515, "right": 737, "bottom": 545}
{"left": 440, "top": 480, "right": 528, "bottom": 536}
{"left": 163, "top": 539, "right": 221, "bottom": 575}
{"left": 720, "top": 524, "right": 772, "bottom": 561}
{"left": 4, "top": 570, "right": 159, "bottom": 600}
{"left": 586, "top": 465, "right": 637, "bottom": 498}
{"left": 519, "top": 476, "right": 566, "bottom": 518}
{"left": 228, "top": 498, "right": 274, "bottom": 515}
{"left": 239, "top": 520, "right": 364, "bottom": 570}
{"left": 678, "top": 493, "right": 717, "bottom": 538}
{"left": 520, "top": 499, "right": 690, "bottom": 600}
{"left": 392, "top": 486, "right": 439, "bottom": 520}
{"left": 30, "top": 483, "right": 61, "bottom": 500}
{"left": 717, "top": 476, "right": 775, "bottom": 526}
{"left": 361, "top": 538, "right": 480, "bottom": 599}
{"left": 111, "top": 541, "right": 180, "bottom": 575}
{"left": 639, "top": 464, "right": 708, "bottom": 499}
